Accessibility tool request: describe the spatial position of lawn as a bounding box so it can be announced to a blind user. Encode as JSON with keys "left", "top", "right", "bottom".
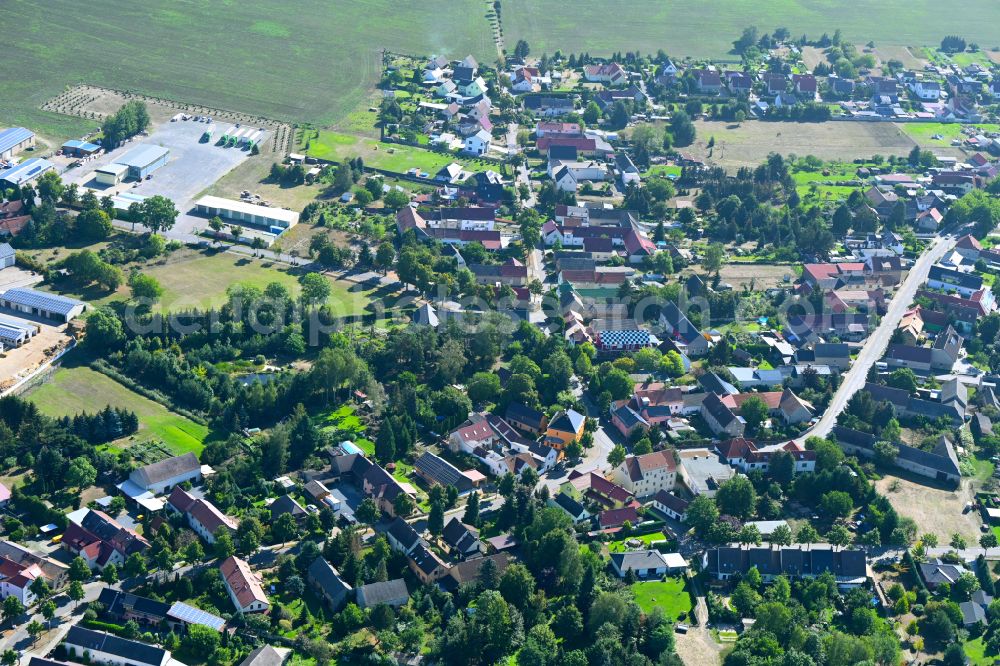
{"left": 502, "top": 0, "right": 1000, "bottom": 59}
{"left": 900, "top": 122, "right": 1000, "bottom": 144}
{"left": 607, "top": 531, "right": 671, "bottom": 553}
{"left": 630, "top": 578, "right": 692, "bottom": 619}
{"left": 297, "top": 130, "right": 500, "bottom": 176}
{"left": 965, "top": 636, "right": 996, "bottom": 665}
{"left": 40, "top": 249, "right": 374, "bottom": 315}
{"left": 643, "top": 165, "right": 682, "bottom": 179}
{"left": 28, "top": 363, "right": 210, "bottom": 455}
{"left": 0, "top": 0, "right": 495, "bottom": 142}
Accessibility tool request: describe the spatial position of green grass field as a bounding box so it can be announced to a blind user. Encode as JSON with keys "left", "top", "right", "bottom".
{"left": 630, "top": 578, "right": 692, "bottom": 619}
{"left": 502, "top": 0, "right": 1000, "bottom": 59}
{"left": 964, "top": 636, "right": 995, "bottom": 665}
{"left": 607, "top": 531, "right": 671, "bottom": 553}
{"left": 40, "top": 249, "right": 374, "bottom": 315}
{"left": 900, "top": 122, "right": 1000, "bottom": 144}
{"left": 0, "top": 0, "right": 495, "bottom": 141}
{"left": 28, "top": 364, "right": 209, "bottom": 455}
{"left": 297, "top": 130, "right": 502, "bottom": 175}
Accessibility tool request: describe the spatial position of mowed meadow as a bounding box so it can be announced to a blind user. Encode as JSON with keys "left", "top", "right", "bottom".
{"left": 502, "top": 0, "right": 1000, "bottom": 59}
{"left": 0, "top": 0, "right": 496, "bottom": 140}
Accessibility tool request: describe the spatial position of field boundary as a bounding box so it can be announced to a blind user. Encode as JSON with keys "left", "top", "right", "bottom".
{"left": 41, "top": 84, "right": 295, "bottom": 156}
{"left": 3, "top": 339, "right": 77, "bottom": 398}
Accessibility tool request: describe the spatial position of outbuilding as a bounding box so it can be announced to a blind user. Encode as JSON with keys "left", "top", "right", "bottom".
{"left": 0, "top": 243, "right": 13, "bottom": 269}
{"left": 0, "top": 128, "right": 35, "bottom": 160}
{"left": 0, "top": 287, "right": 86, "bottom": 322}
{"left": 195, "top": 195, "right": 299, "bottom": 234}
{"left": 61, "top": 139, "right": 101, "bottom": 157}
{"left": 114, "top": 144, "right": 170, "bottom": 180}
{"left": 0, "top": 158, "right": 54, "bottom": 188}
{"left": 95, "top": 162, "right": 129, "bottom": 186}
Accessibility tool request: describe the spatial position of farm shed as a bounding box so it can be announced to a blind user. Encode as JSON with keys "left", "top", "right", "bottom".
{"left": 114, "top": 144, "right": 170, "bottom": 179}
{"left": 0, "top": 158, "right": 54, "bottom": 188}
{"left": 95, "top": 163, "right": 129, "bottom": 186}
{"left": 0, "top": 287, "right": 86, "bottom": 323}
{"left": 0, "top": 314, "right": 38, "bottom": 348}
{"left": 195, "top": 195, "right": 299, "bottom": 233}
{"left": 0, "top": 128, "right": 35, "bottom": 160}
{"left": 61, "top": 139, "right": 101, "bottom": 157}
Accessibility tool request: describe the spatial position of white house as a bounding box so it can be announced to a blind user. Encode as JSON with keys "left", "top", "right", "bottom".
{"left": 167, "top": 487, "right": 238, "bottom": 544}
{"left": 220, "top": 555, "right": 269, "bottom": 613}
{"left": 610, "top": 550, "right": 670, "bottom": 578}
{"left": 63, "top": 626, "right": 172, "bottom": 666}
{"left": 0, "top": 556, "right": 42, "bottom": 605}
{"left": 614, "top": 450, "right": 677, "bottom": 498}
{"left": 464, "top": 129, "right": 492, "bottom": 156}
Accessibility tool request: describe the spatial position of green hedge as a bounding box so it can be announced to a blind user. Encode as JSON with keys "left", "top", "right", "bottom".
{"left": 89, "top": 359, "right": 208, "bottom": 426}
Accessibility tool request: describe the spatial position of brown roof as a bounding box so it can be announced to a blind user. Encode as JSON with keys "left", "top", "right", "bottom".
{"left": 623, "top": 450, "right": 676, "bottom": 481}
{"left": 220, "top": 556, "right": 268, "bottom": 609}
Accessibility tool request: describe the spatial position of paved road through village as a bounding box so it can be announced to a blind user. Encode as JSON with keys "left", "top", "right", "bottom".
{"left": 797, "top": 233, "right": 958, "bottom": 444}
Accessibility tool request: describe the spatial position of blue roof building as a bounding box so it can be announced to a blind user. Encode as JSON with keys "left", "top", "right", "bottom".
{"left": 0, "top": 128, "right": 35, "bottom": 159}
{"left": 0, "top": 158, "right": 54, "bottom": 187}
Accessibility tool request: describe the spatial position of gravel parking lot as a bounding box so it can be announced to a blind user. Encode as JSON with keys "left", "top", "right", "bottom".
{"left": 63, "top": 118, "right": 257, "bottom": 237}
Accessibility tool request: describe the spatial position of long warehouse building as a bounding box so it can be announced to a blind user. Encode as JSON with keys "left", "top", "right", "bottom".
{"left": 0, "top": 158, "right": 54, "bottom": 188}
{"left": 0, "top": 287, "right": 87, "bottom": 323}
{"left": 195, "top": 196, "right": 299, "bottom": 234}
{"left": 113, "top": 144, "right": 170, "bottom": 180}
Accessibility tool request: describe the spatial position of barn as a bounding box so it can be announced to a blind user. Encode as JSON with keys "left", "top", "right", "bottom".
{"left": 114, "top": 144, "right": 170, "bottom": 180}
{"left": 0, "top": 287, "right": 87, "bottom": 323}
{"left": 0, "top": 128, "right": 35, "bottom": 160}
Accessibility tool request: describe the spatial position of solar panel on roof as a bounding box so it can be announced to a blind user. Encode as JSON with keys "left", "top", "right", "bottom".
{"left": 1, "top": 287, "right": 84, "bottom": 316}
{"left": 167, "top": 601, "right": 226, "bottom": 631}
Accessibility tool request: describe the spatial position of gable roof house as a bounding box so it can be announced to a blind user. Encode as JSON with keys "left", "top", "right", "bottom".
{"left": 413, "top": 451, "right": 478, "bottom": 493}
{"left": 220, "top": 555, "right": 269, "bottom": 613}
{"left": 167, "top": 487, "right": 238, "bottom": 544}
{"left": 927, "top": 264, "right": 984, "bottom": 298}
{"left": 63, "top": 626, "right": 172, "bottom": 666}
{"left": 62, "top": 509, "right": 149, "bottom": 571}
{"left": 307, "top": 558, "right": 352, "bottom": 613}
{"left": 610, "top": 550, "right": 673, "bottom": 578}
{"left": 652, "top": 490, "right": 690, "bottom": 521}
{"left": 505, "top": 402, "right": 548, "bottom": 434}
{"left": 725, "top": 71, "right": 753, "bottom": 95}
{"left": 659, "top": 302, "right": 710, "bottom": 356}
{"left": 270, "top": 494, "right": 307, "bottom": 524}
{"left": 363, "top": 462, "right": 416, "bottom": 517}
{"left": 386, "top": 516, "right": 425, "bottom": 556}
{"left": 408, "top": 543, "right": 449, "bottom": 584}
{"left": 700, "top": 393, "right": 745, "bottom": 438}
{"left": 584, "top": 62, "right": 628, "bottom": 85}
{"left": 691, "top": 69, "right": 722, "bottom": 94}
{"left": 718, "top": 438, "right": 816, "bottom": 474}
{"left": 442, "top": 517, "right": 485, "bottom": 559}
{"left": 614, "top": 450, "right": 677, "bottom": 498}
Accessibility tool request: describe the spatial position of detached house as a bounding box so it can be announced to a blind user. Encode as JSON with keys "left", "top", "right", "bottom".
{"left": 719, "top": 438, "right": 816, "bottom": 474}
{"left": 220, "top": 555, "right": 269, "bottom": 613}
{"left": 584, "top": 62, "right": 627, "bottom": 85}
{"left": 614, "top": 450, "right": 677, "bottom": 498}
{"left": 545, "top": 409, "right": 586, "bottom": 448}
{"left": 659, "top": 302, "right": 710, "bottom": 356}
{"left": 167, "top": 487, "right": 238, "bottom": 544}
